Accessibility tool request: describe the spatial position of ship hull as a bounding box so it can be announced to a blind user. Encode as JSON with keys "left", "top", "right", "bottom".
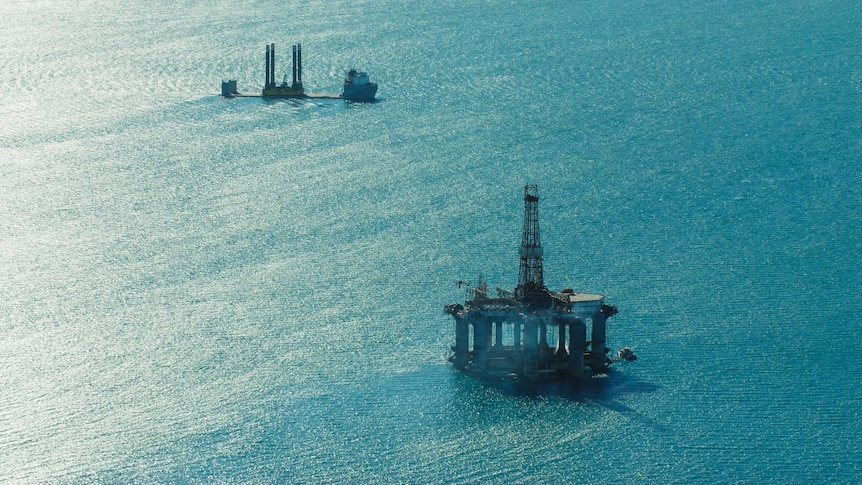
{"left": 343, "top": 83, "right": 378, "bottom": 101}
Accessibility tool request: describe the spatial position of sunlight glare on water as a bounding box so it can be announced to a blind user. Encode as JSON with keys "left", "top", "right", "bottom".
{"left": 1, "top": 0, "right": 860, "bottom": 482}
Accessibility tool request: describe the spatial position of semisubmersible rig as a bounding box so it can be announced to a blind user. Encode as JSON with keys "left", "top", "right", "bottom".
{"left": 445, "top": 185, "right": 620, "bottom": 381}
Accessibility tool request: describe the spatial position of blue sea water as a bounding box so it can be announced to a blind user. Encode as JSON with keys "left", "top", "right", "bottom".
{"left": 1, "top": 0, "right": 860, "bottom": 482}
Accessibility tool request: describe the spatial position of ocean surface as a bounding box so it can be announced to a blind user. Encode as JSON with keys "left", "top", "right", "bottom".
{"left": 1, "top": 0, "right": 860, "bottom": 482}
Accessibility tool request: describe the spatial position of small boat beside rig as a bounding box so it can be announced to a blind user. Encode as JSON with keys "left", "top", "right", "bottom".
{"left": 618, "top": 347, "right": 638, "bottom": 361}
{"left": 221, "top": 42, "right": 377, "bottom": 101}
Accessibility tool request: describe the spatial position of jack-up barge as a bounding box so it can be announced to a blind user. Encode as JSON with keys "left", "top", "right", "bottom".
{"left": 221, "top": 43, "right": 377, "bottom": 101}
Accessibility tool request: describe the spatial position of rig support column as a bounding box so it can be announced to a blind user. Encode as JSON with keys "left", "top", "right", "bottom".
{"left": 492, "top": 320, "right": 504, "bottom": 355}
{"left": 556, "top": 319, "right": 568, "bottom": 360}
{"left": 453, "top": 315, "right": 469, "bottom": 369}
{"left": 522, "top": 314, "right": 538, "bottom": 379}
{"left": 473, "top": 318, "right": 491, "bottom": 370}
{"left": 569, "top": 317, "right": 586, "bottom": 377}
{"left": 513, "top": 318, "right": 522, "bottom": 362}
{"left": 590, "top": 314, "right": 606, "bottom": 360}
{"left": 590, "top": 306, "right": 613, "bottom": 369}
{"left": 484, "top": 318, "right": 493, "bottom": 359}
{"left": 538, "top": 320, "right": 551, "bottom": 364}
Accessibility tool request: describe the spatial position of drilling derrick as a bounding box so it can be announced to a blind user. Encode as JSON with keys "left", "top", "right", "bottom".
{"left": 515, "top": 185, "right": 550, "bottom": 307}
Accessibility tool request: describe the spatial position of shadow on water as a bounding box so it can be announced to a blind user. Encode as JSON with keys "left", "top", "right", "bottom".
{"left": 454, "top": 367, "right": 668, "bottom": 432}
{"left": 468, "top": 366, "right": 657, "bottom": 398}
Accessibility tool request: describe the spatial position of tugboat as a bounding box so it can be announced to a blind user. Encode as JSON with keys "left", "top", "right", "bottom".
{"left": 342, "top": 69, "right": 378, "bottom": 101}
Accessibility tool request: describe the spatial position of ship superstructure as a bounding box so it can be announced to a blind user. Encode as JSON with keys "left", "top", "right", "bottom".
{"left": 445, "top": 185, "right": 619, "bottom": 380}
{"left": 342, "top": 69, "right": 378, "bottom": 101}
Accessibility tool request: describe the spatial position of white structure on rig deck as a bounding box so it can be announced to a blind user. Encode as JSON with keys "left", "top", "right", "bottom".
{"left": 445, "top": 185, "right": 618, "bottom": 380}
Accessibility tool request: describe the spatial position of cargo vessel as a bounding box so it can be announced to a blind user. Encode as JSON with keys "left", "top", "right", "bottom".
{"left": 221, "top": 43, "right": 377, "bottom": 101}
{"left": 343, "top": 69, "right": 378, "bottom": 101}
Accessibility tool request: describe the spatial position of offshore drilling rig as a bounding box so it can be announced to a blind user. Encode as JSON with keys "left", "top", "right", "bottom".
{"left": 445, "top": 185, "right": 620, "bottom": 380}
